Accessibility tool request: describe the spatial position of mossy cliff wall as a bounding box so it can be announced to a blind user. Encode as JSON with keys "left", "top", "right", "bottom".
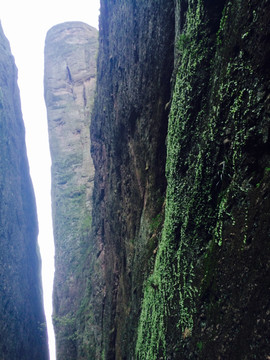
{"left": 90, "top": 1, "right": 175, "bottom": 359}
{"left": 136, "top": 0, "right": 270, "bottom": 358}
{"left": 0, "top": 24, "right": 49, "bottom": 359}
{"left": 44, "top": 22, "right": 98, "bottom": 359}
{"left": 91, "top": 0, "right": 270, "bottom": 359}
{"left": 48, "top": 1, "right": 270, "bottom": 359}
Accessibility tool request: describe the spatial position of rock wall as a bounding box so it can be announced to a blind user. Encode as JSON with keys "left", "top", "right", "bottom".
{"left": 90, "top": 1, "right": 175, "bottom": 358}
{"left": 48, "top": 1, "right": 270, "bottom": 359}
{"left": 136, "top": 0, "right": 270, "bottom": 358}
{"left": 44, "top": 22, "right": 98, "bottom": 359}
{"left": 0, "top": 23, "right": 48, "bottom": 359}
{"left": 91, "top": 0, "right": 270, "bottom": 359}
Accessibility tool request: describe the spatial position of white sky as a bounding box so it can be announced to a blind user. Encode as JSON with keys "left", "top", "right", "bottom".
{"left": 0, "top": 1, "right": 100, "bottom": 359}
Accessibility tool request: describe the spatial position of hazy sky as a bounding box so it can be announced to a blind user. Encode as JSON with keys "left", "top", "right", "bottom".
{"left": 0, "top": 1, "right": 100, "bottom": 359}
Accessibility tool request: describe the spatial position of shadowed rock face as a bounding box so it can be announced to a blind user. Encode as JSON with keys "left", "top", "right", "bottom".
{"left": 91, "top": 0, "right": 270, "bottom": 359}
{"left": 91, "top": 1, "right": 175, "bottom": 358}
{"left": 46, "top": 1, "right": 270, "bottom": 359}
{"left": 0, "top": 24, "right": 49, "bottom": 359}
{"left": 44, "top": 22, "right": 98, "bottom": 360}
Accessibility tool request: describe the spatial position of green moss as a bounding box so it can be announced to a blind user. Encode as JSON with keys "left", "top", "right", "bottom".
{"left": 136, "top": 0, "right": 265, "bottom": 355}
{"left": 53, "top": 314, "right": 77, "bottom": 342}
{"left": 149, "top": 213, "right": 163, "bottom": 233}
{"left": 81, "top": 214, "right": 92, "bottom": 233}
{"left": 216, "top": 1, "right": 232, "bottom": 46}
{"left": 176, "top": 33, "right": 190, "bottom": 53}
{"left": 213, "top": 192, "right": 230, "bottom": 246}
{"left": 197, "top": 341, "right": 203, "bottom": 351}
{"left": 136, "top": 1, "right": 212, "bottom": 357}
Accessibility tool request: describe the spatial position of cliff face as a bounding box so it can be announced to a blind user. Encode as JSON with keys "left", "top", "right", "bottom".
{"left": 136, "top": 1, "right": 270, "bottom": 358}
{"left": 91, "top": 0, "right": 270, "bottom": 359}
{"left": 44, "top": 22, "right": 98, "bottom": 360}
{"left": 48, "top": 1, "right": 270, "bottom": 359}
{"left": 90, "top": 1, "right": 175, "bottom": 358}
{"left": 0, "top": 24, "right": 48, "bottom": 359}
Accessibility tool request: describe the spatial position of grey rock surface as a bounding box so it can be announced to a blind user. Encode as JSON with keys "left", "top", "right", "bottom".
{"left": 44, "top": 21, "right": 98, "bottom": 360}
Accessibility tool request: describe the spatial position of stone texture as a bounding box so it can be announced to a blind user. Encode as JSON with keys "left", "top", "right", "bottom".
{"left": 91, "top": 0, "right": 270, "bottom": 359}
{"left": 44, "top": 22, "right": 98, "bottom": 359}
{"left": 0, "top": 23, "right": 48, "bottom": 359}
{"left": 136, "top": 0, "right": 270, "bottom": 358}
{"left": 90, "top": 1, "right": 175, "bottom": 358}
{"left": 47, "top": 1, "right": 270, "bottom": 359}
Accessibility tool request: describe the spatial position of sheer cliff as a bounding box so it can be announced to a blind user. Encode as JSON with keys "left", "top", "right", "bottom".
{"left": 0, "top": 24, "right": 48, "bottom": 359}
{"left": 90, "top": 1, "right": 175, "bottom": 358}
{"left": 92, "top": 0, "right": 270, "bottom": 358}
{"left": 47, "top": 0, "right": 270, "bottom": 359}
{"left": 44, "top": 22, "right": 98, "bottom": 360}
{"left": 136, "top": 1, "right": 270, "bottom": 358}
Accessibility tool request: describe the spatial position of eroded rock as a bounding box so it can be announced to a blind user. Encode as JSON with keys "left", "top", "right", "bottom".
{"left": 44, "top": 21, "right": 98, "bottom": 359}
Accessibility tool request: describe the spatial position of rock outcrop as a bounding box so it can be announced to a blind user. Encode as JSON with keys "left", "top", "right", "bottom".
{"left": 90, "top": 1, "right": 175, "bottom": 358}
{"left": 91, "top": 0, "right": 270, "bottom": 359}
{"left": 48, "top": 1, "right": 270, "bottom": 359}
{"left": 136, "top": 1, "right": 270, "bottom": 358}
{"left": 44, "top": 22, "right": 98, "bottom": 359}
{"left": 0, "top": 23, "right": 49, "bottom": 359}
